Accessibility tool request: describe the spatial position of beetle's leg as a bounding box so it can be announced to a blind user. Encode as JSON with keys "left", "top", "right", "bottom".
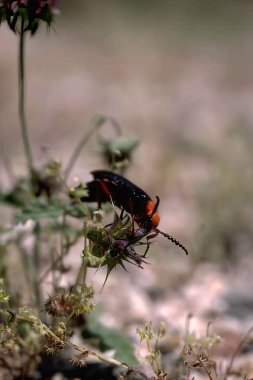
{"left": 143, "top": 231, "right": 158, "bottom": 257}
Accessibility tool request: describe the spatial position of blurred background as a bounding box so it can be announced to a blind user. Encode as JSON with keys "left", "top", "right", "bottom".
{"left": 1, "top": 0, "right": 253, "bottom": 372}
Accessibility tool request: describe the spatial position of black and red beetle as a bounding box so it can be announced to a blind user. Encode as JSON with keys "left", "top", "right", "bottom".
{"left": 80, "top": 170, "right": 188, "bottom": 255}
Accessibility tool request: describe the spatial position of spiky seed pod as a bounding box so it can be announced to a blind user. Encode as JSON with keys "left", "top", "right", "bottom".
{"left": 45, "top": 291, "right": 75, "bottom": 317}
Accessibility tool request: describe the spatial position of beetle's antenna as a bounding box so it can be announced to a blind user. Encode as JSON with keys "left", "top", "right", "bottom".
{"left": 150, "top": 196, "right": 160, "bottom": 219}
{"left": 156, "top": 228, "right": 189, "bottom": 255}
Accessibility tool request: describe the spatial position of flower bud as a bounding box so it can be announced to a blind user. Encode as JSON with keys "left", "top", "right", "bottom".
{"left": 0, "top": 0, "right": 58, "bottom": 34}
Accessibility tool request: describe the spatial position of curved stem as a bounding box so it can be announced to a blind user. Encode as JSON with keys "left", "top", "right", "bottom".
{"left": 64, "top": 115, "right": 108, "bottom": 180}
{"left": 16, "top": 313, "right": 148, "bottom": 379}
{"left": 19, "top": 17, "right": 34, "bottom": 180}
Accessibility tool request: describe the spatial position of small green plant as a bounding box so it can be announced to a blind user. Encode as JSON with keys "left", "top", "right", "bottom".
{"left": 136, "top": 322, "right": 168, "bottom": 380}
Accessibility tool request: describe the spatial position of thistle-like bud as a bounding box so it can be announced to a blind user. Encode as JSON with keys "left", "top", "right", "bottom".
{"left": 99, "top": 136, "right": 139, "bottom": 171}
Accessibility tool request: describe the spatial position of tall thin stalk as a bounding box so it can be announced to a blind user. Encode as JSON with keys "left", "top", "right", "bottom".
{"left": 73, "top": 221, "right": 89, "bottom": 291}
{"left": 33, "top": 222, "right": 42, "bottom": 311}
{"left": 18, "top": 17, "right": 34, "bottom": 180}
{"left": 64, "top": 115, "right": 108, "bottom": 180}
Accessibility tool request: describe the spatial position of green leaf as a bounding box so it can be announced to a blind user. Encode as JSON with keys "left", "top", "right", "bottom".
{"left": 108, "top": 137, "right": 139, "bottom": 153}
{"left": 39, "top": 5, "right": 54, "bottom": 25}
{"left": 16, "top": 198, "right": 69, "bottom": 224}
{"left": 0, "top": 279, "right": 9, "bottom": 305}
{"left": 10, "top": 9, "right": 20, "bottom": 32}
{"left": 0, "top": 6, "right": 6, "bottom": 25}
{"left": 0, "top": 188, "right": 30, "bottom": 208}
{"left": 30, "top": 19, "right": 38, "bottom": 35}
{"left": 83, "top": 313, "right": 138, "bottom": 366}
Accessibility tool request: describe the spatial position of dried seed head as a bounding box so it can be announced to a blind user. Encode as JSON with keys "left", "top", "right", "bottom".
{"left": 45, "top": 291, "right": 75, "bottom": 317}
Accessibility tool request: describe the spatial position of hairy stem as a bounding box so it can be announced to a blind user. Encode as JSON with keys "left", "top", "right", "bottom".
{"left": 73, "top": 221, "right": 88, "bottom": 291}
{"left": 19, "top": 17, "right": 34, "bottom": 180}
{"left": 16, "top": 313, "right": 147, "bottom": 379}
{"left": 33, "top": 223, "right": 42, "bottom": 311}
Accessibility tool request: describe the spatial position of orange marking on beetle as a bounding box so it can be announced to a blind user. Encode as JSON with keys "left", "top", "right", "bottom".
{"left": 146, "top": 200, "right": 160, "bottom": 228}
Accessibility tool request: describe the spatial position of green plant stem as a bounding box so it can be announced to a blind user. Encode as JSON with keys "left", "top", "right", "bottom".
{"left": 15, "top": 315, "right": 145, "bottom": 379}
{"left": 19, "top": 17, "right": 34, "bottom": 180}
{"left": 33, "top": 223, "right": 42, "bottom": 311}
{"left": 81, "top": 232, "right": 88, "bottom": 284}
{"left": 74, "top": 257, "right": 87, "bottom": 290}
{"left": 49, "top": 243, "right": 58, "bottom": 293}
{"left": 59, "top": 213, "right": 67, "bottom": 272}
{"left": 16, "top": 313, "right": 148, "bottom": 379}
{"left": 73, "top": 226, "right": 88, "bottom": 291}
{"left": 18, "top": 243, "right": 32, "bottom": 290}
{"left": 64, "top": 115, "right": 107, "bottom": 180}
